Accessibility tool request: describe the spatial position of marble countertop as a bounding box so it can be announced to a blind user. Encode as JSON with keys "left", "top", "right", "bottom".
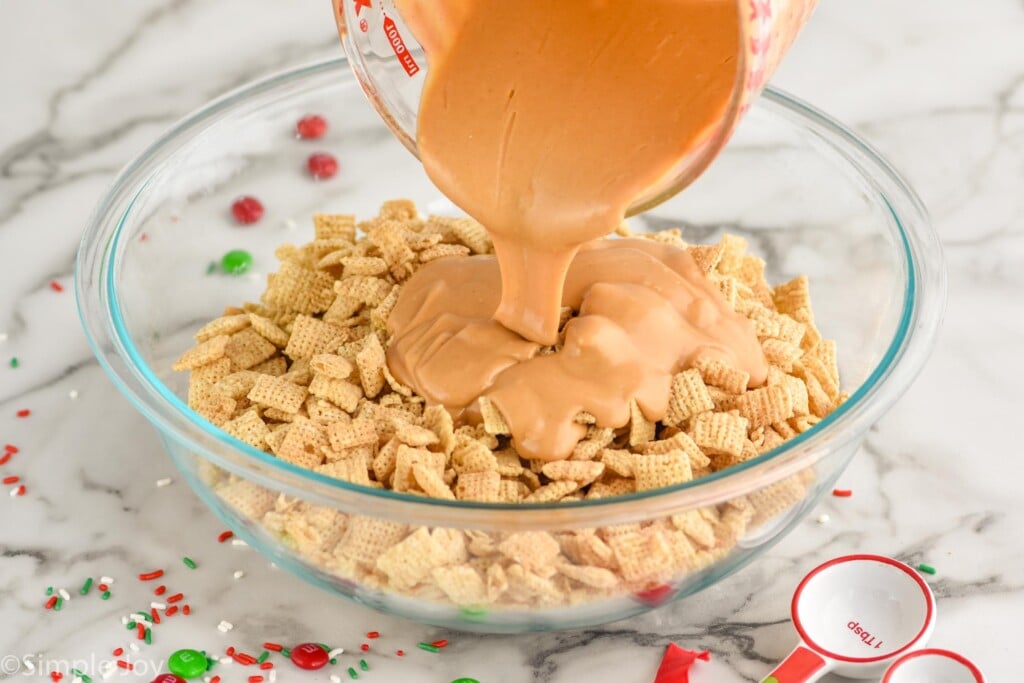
{"left": 1, "top": 1, "right": 1020, "bottom": 681}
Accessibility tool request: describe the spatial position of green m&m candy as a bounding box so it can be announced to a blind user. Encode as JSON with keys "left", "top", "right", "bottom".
{"left": 220, "top": 249, "right": 253, "bottom": 275}
{"left": 168, "top": 649, "right": 208, "bottom": 679}
{"left": 451, "top": 679, "right": 481, "bottom": 683}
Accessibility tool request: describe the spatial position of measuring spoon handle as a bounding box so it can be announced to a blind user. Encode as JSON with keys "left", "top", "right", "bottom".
{"left": 761, "top": 645, "right": 830, "bottom": 683}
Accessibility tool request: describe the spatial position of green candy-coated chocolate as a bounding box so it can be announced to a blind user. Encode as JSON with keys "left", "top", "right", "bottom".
{"left": 220, "top": 249, "right": 253, "bottom": 275}
{"left": 168, "top": 649, "right": 208, "bottom": 679}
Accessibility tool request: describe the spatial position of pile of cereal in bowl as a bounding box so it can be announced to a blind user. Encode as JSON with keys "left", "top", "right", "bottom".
{"left": 173, "top": 200, "right": 843, "bottom": 609}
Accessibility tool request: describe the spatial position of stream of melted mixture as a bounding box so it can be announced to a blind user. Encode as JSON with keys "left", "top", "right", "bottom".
{"left": 386, "top": 0, "right": 768, "bottom": 461}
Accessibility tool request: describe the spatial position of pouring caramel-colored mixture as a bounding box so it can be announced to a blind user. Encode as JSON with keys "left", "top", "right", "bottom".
{"left": 388, "top": 0, "right": 767, "bottom": 460}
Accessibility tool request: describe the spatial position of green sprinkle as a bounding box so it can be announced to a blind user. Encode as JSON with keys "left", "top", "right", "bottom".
{"left": 145, "top": 627, "right": 152, "bottom": 645}
{"left": 206, "top": 658, "right": 217, "bottom": 670}
{"left": 101, "top": 591, "right": 111, "bottom": 600}
{"left": 206, "top": 261, "right": 218, "bottom": 275}
{"left": 10, "top": 357, "right": 19, "bottom": 369}
{"left": 359, "top": 660, "right": 369, "bottom": 672}
{"left": 281, "top": 648, "right": 291, "bottom": 659}
{"left": 126, "top": 621, "right": 137, "bottom": 630}
{"left": 72, "top": 669, "right": 91, "bottom": 682}
{"left": 183, "top": 556, "right": 197, "bottom": 569}
{"left": 347, "top": 667, "right": 359, "bottom": 680}
{"left": 318, "top": 644, "right": 331, "bottom": 652}
{"left": 54, "top": 597, "right": 63, "bottom": 611}
{"left": 135, "top": 611, "right": 152, "bottom": 622}
{"left": 80, "top": 577, "right": 93, "bottom": 595}
{"left": 221, "top": 249, "right": 254, "bottom": 276}
{"left": 458, "top": 606, "right": 487, "bottom": 622}
{"left": 917, "top": 563, "right": 937, "bottom": 575}
{"left": 46, "top": 586, "right": 53, "bottom": 596}
{"left": 257, "top": 652, "right": 269, "bottom": 664}
{"left": 330, "top": 659, "right": 337, "bottom": 665}
{"left": 417, "top": 642, "right": 440, "bottom": 653}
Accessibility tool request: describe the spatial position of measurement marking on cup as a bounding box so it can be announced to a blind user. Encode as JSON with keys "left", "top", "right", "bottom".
{"left": 848, "top": 620, "right": 884, "bottom": 650}
{"left": 383, "top": 15, "right": 419, "bottom": 76}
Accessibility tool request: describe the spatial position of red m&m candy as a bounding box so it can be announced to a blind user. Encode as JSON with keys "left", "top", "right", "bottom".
{"left": 289, "top": 643, "right": 329, "bottom": 670}
{"left": 152, "top": 675, "right": 186, "bottom": 683}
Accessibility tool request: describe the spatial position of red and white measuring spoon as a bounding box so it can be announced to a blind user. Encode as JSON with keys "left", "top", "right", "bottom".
{"left": 883, "top": 648, "right": 986, "bottom": 682}
{"left": 760, "top": 554, "right": 936, "bottom": 682}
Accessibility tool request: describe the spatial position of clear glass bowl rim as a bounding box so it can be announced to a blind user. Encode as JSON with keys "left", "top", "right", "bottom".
{"left": 75, "top": 58, "right": 946, "bottom": 529}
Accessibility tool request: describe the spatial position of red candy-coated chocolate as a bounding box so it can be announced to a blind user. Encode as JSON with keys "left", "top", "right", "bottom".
{"left": 231, "top": 196, "right": 264, "bottom": 224}
{"left": 152, "top": 675, "right": 186, "bottom": 683}
{"left": 289, "top": 643, "right": 329, "bottom": 670}
{"left": 307, "top": 153, "right": 339, "bottom": 179}
{"left": 296, "top": 115, "right": 328, "bottom": 139}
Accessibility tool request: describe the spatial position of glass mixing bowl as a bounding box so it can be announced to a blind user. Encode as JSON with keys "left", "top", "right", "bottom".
{"left": 76, "top": 58, "right": 944, "bottom": 633}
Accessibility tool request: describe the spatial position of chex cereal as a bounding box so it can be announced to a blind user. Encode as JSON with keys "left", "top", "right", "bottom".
{"left": 177, "top": 201, "right": 841, "bottom": 609}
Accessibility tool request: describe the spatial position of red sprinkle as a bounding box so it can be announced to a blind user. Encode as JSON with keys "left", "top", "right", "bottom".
{"left": 259, "top": 663, "right": 273, "bottom": 670}
{"left": 231, "top": 196, "right": 264, "bottom": 225}
{"left": 4, "top": 444, "right": 18, "bottom": 453}
{"left": 97, "top": 583, "right": 109, "bottom": 592}
{"left": 248, "top": 677, "right": 264, "bottom": 683}
{"left": 16, "top": 409, "right": 30, "bottom": 418}
{"left": 306, "top": 153, "right": 339, "bottom": 179}
{"left": 262, "top": 643, "right": 283, "bottom": 652}
{"left": 167, "top": 592, "right": 184, "bottom": 603}
{"left": 138, "top": 569, "right": 164, "bottom": 581}
{"left": 396, "top": 650, "right": 404, "bottom": 657}
{"left": 51, "top": 673, "right": 63, "bottom": 682}
{"left": 218, "top": 530, "right": 234, "bottom": 543}
{"left": 116, "top": 661, "right": 132, "bottom": 670}
{"left": 233, "top": 653, "right": 257, "bottom": 666}
{"left": 165, "top": 605, "right": 179, "bottom": 617}
{"left": 182, "top": 604, "right": 191, "bottom": 615}
{"left": 226, "top": 647, "right": 236, "bottom": 656}
{"left": 112, "top": 648, "right": 124, "bottom": 657}
{"left": 154, "top": 585, "right": 166, "bottom": 595}
{"left": 360, "top": 643, "right": 370, "bottom": 652}
{"left": 151, "top": 607, "right": 161, "bottom": 624}
{"left": 44, "top": 595, "right": 58, "bottom": 609}
{"left": 210, "top": 678, "right": 220, "bottom": 683}
{"left": 3, "top": 475, "right": 19, "bottom": 484}
{"left": 0, "top": 453, "right": 11, "bottom": 466}
{"left": 366, "top": 631, "right": 380, "bottom": 639}
{"left": 432, "top": 639, "right": 449, "bottom": 648}
{"left": 832, "top": 489, "right": 853, "bottom": 498}
{"left": 296, "top": 115, "right": 328, "bottom": 139}
{"left": 50, "top": 281, "right": 64, "bottom": 292}
{"left": 137, "top": 623, "right": 146, "bottom": 639}
{"left": 14, "top": 485, "right": 25, "bottom": 497}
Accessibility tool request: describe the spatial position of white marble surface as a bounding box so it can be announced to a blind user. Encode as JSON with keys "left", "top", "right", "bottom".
{"left": 0, "top": 1, "right": 1020, "bottom": 681}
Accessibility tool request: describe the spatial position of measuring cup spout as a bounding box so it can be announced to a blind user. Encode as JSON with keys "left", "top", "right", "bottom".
{"left": 761, "top": 645, "right": 830, "bottom": 683}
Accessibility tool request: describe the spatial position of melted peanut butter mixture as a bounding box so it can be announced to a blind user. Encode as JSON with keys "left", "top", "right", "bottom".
{"left": 388, "top": 0, "right": 768, "bottom": 461}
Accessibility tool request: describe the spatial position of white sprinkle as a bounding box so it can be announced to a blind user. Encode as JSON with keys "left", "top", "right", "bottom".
{"left": 129, "top": 643, "right": 140, "bottom": 652}
{"left": 220, "top": 658, "right": 232, "bottom": 666}
{"left": 233, "top": 570, "right": 245, "bottom": 580}
{"left": 155, "top": 477, "right": 173, "bottom": 488}
{"left": 217, "top": 620, "right": 234, "bottom": 632}
{"left": 330, "top": 675, "right": 342, "bottom": 683}
{"left": 207, "top": 656, "right": 219, "bottom": 663}
{"left": 283, "top": 218, "right": 298, "bottom": 231}
{"left": 817, "top": 513, "right": 831, "bottom": 525}
{"left": 102, "top": 663, "right": 117, "bottom": 680}
{"left": 204, "top": 678, "right": 211, "bottom": 683}
{"left": 327, "top": 648, "right": 345, "bottom": 659}
{"left": 136, "top": 612, "right": 152, "bottom": 622}
{"left": 101, "top": 576, "right": 115, "bottom": 584}
{"left": 9, "top": 487, "right": 19, "bottom": 497}
{"left": 120, "top": 616, "right": 130, "bottom": 625}
{"left": 0, "top": 333, "right": 7, "bottom": 343}
{"left": 231, "top": 538, "right": 248, "bottom": 547}
{"left": 247, "top": 272, "right": 262, "bottom": 282}
{"left": 59, "top": 588, "right": 71, "bottom": 601}
{"left": 150, "top": 602, "right": 166, "bottom": 610}
{"left": 269, "top": 670, "right": 277, "bottom": 683}
{"left": 68, "top": 389, "right": 79, "bottom": 400}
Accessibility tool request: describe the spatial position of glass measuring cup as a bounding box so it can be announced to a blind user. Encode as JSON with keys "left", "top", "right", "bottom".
{"left": 331, "top": 0, "right": 819, "bottom": 215}
{"left": 762, "top": 554, "right": 937, "bottom": 682}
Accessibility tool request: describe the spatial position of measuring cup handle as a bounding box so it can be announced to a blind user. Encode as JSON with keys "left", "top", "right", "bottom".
{"left": 760, "top": 645, "right": 829, "bottom": 683}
